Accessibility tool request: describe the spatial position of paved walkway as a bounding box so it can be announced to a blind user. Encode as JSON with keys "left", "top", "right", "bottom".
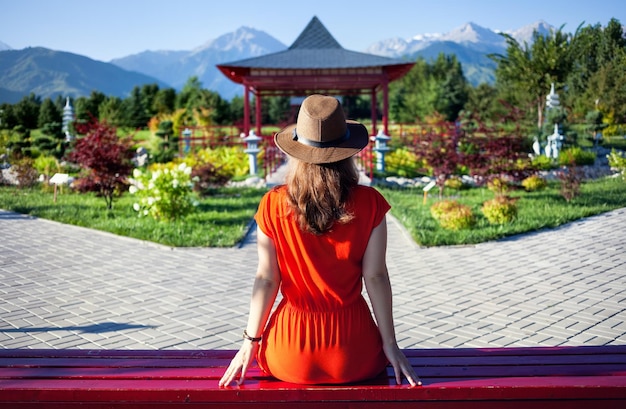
{"left": 1, "top": 200, "right": 625, "bottom": 350}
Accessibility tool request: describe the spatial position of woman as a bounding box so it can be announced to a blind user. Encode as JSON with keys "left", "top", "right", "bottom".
{"left": 219, "top": 94, "right": 420, "bottom": 387}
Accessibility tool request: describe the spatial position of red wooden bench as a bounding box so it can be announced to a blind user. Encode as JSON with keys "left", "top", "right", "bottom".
{"left": 1, "top": 345, "right": 625, "bottom": 408}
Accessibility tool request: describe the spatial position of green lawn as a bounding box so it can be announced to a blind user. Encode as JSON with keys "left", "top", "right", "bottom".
{"left": 0, "top": 186, "right": 267, "bottom": 247}
{"left": 381, "top": 176, "right": 626, "bottom": 246}
{"left": 1, "top": 176, "right": 625, "bottom": 247}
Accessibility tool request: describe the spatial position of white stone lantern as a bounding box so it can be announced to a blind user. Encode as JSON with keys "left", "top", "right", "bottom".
{"left": 546, "top": 123, "right": 564, "bottom": 159}
{"left": 62, "top": 97, "right": 74, "bottom": 141}
{"left": 243, "top": 130, "right": 263, "bottom": 175}
{"left": 372, "top": 129, "right": 391, "bottom": 172}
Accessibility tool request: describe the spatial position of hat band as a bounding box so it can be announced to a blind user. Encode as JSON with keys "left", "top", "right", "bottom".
{"left": 292, "top": 128, "right": 350, "bottom": 148}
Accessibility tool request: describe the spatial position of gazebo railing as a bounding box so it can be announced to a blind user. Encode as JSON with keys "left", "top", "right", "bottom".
{"left": 177, "top": 126, "right": 382, "bottom": 182}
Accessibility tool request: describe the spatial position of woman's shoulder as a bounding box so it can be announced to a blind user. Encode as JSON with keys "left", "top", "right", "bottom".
{"left": 259, "top": 185, "right": 288, "bottom": 209}
{"left": 351, "top": 185, "right": 390, "bottom": 208}
{"left": 263, "top": 185, "right": 287, "bottom": 198}
{"left": 352, "top": 185, "right": 385, "bottom": 199}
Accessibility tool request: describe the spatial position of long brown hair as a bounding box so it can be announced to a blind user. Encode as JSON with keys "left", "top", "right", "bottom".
{"left": 285, "top": 158, "right": 359, "bottom": 235}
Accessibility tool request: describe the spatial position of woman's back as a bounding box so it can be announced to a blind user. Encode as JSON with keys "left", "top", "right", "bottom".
{"left": 254, "top": 184, "right": 390, "bottom": 383}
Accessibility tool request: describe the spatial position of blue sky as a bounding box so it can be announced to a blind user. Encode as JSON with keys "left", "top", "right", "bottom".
{"left": 1, "top": 0, "right": 623, "bottom": 62}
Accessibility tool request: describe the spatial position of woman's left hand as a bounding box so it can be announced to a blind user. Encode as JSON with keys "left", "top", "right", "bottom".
{"left": 218, "top": 341, "right": 260, "bottom": 387}
{"left": 383, "top": 343, "right": 422, "bottom": 387}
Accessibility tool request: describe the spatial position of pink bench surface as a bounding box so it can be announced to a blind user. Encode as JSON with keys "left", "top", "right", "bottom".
{"left": 1, "top": 345, "right": 625, "bottom": 408}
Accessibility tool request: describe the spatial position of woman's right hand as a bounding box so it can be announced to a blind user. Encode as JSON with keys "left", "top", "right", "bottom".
{"left": 218, "top": 340, "right": 260, "bottom": 387}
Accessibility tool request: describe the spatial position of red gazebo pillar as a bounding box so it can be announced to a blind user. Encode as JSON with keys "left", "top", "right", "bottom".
{"left": 243, "top": 83, "right": 251, "bottom": 136}
{"left": 382, "top": 76, "right": 389, "bottom": 135}
{"left": 255, "top": 93, "right": 262, "bottom": 136}
{"left": 371, "top": 88, "right": 377, "bottom": 136}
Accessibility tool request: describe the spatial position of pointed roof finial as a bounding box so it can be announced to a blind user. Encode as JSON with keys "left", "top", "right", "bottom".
{"left": 289, "top": 16, "right": 342, "bottom": 50}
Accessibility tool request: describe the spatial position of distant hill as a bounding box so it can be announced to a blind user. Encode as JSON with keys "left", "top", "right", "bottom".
{"left": 0, "top": 20, "right": 556, "bottom": 103}
{"left": 0, "top": 47, "right": 170, "bottom": 104}
{"left": 111, "top": 26, "right": 287, "bottom": 100}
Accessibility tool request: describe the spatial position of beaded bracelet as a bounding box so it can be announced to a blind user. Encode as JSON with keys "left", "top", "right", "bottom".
{"left": 243, "top": 329, "right": 262, "bottom": 342}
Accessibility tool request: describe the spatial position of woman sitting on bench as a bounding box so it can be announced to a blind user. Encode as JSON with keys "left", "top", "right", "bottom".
{"left": 219, "top": 94, "right": 420, "bottom": 387}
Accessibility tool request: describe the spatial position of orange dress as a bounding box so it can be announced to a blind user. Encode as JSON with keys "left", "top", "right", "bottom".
{"left": 254, "top": 185, "right": 390, "bottom": 384}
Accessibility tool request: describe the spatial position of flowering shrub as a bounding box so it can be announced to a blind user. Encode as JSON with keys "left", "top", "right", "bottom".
{"left": 444, "top": 175, "right": 464, "bottom": 190}
{"left": 385, "top": 147, "right": 425, "bottom": 178}
{"left": 185, "top": 146, "right": 249, "bottom": 179}
{"left": 191, "top": 163, "right": 231, "bottom": 194}
{"left": 521, "top": 174, "right": 547, "bottom": 192}
{"left": 531, "top": 154, "right": 554, "bottom": 171}
{"left": 129, "top": 162, "right": 198, "bottom": 221}
{"left": 486, "top": 177, "right": 510, "bottom": 197}
{"left": 607, "top": 149, "right": 626, "bottom": 181}
{"left": 482, "top": 196, "right": 518, "bottom": 224}
{"left": 430, "top": 200, "right": 475, "bottom": 230}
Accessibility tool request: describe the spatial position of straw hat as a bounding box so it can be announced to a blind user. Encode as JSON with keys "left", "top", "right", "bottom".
{"left": 274, "top": 94, "right": 369, "bottom": 164}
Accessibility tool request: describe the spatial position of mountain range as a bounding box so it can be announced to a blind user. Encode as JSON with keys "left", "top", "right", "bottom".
{"left": 0, "top": 21, "right": 553, "bottom": 104}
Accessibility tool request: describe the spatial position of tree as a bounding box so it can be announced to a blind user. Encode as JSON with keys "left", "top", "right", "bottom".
{"left": 585, "top": 110, "right": 607, "bottom": 146}
{"left": 463, "top": 83, "right": 500, "bottom": 121}
{"left": 34, "top": 99, "right": 66, "bottom": 158}
{"left": 389, "top": 54, "right": 468, "bottom": 123}
{"left": 389, "top": 58, "right": 436, "bottom": 122}
{"left": 99, "top": 96, "right": 124, "bottom": 126}
{"left": 153, "top": 87, "right": 176, "bottom": 115}
{"left": 37, "top": 98, "right": 61, "bottom": 129}
{"left": 0, "top": 103, "right": 18, "bottom": 130}
{"left": 431, "top": 54, "right": 469, "bottom": 121}
{"left": 342, "top": 95, "right": 372, "bottom": 120}
{"left": 122, "top": 86, "right": 152, "bottom": 129}
{"left": 176, "top": 76, "right": 204, "bottom": 110}
{"left": 140, "top": 83, "right": 160, "bottom": 119}
{"left": 67, "top": 119, "right": 135, "bottom": 209}
{"left": 570, "top": 19, "right": 626, "bottom": 131}
{"left": 74, "top": 91, "right": 106, "bottom": 124}
{"left": 153, "top": 120, "right": 176, "bottom": 163}
{"left": 490, "top": 26, "right": 573, "bottom": 130}
{"left": 13, "top": 93, "right": 41, "bottom": 130}
{"left": 6, "top": 125, "right": 32, "bottom": 158}
{"left": 34, "top": 122, "right": 66, "bottom": 159}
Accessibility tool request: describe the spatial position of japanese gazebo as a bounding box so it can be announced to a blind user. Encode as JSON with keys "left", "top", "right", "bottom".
{"left": 217, "top": 16, "right": 415, "bottom": 137}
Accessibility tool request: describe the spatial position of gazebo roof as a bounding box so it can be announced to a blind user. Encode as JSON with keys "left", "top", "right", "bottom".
{"left": 217, "top": 16, "right": 414, "bottom": 94}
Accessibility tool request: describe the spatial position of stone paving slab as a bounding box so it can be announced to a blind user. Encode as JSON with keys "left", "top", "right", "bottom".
{"left": 1, "top": 205, "right": 625, "bottom": 351}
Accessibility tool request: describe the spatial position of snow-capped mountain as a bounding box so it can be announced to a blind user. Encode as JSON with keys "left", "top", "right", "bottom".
{"left": 366, "top": 20, "right": 553, "bottom": 58}
{"left": 191, "top": 26, "right": 282, "bottom": 55}
{"left": 111, "top": 26, "right": 286, "bottom": 97}
{"left": 504, "top": 20, "right": 554, "bottom": 45}
{"left": 440, "top": 22, "right": 506, "bottom": 47}
{"left": 365, "top": 20, "right": 554, "bottom": 85}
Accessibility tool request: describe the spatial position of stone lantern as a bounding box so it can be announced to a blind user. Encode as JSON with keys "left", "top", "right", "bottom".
{"left": 372, "top": 129, "right": 391, "bottom": 172}
{"left": 544, "top": 83, "right": 563, "bottom": 158}
{"left": 243, "top": 130, "right": 263, "bottom": 175}
{"left": 182, "top": 128, "right": 192, "bottom": 154}
{"left": 546, "top": 83, "right": 560, "bottom": 109}
{"left": 546, "top": 123, "right": 564, "bottom": 160}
